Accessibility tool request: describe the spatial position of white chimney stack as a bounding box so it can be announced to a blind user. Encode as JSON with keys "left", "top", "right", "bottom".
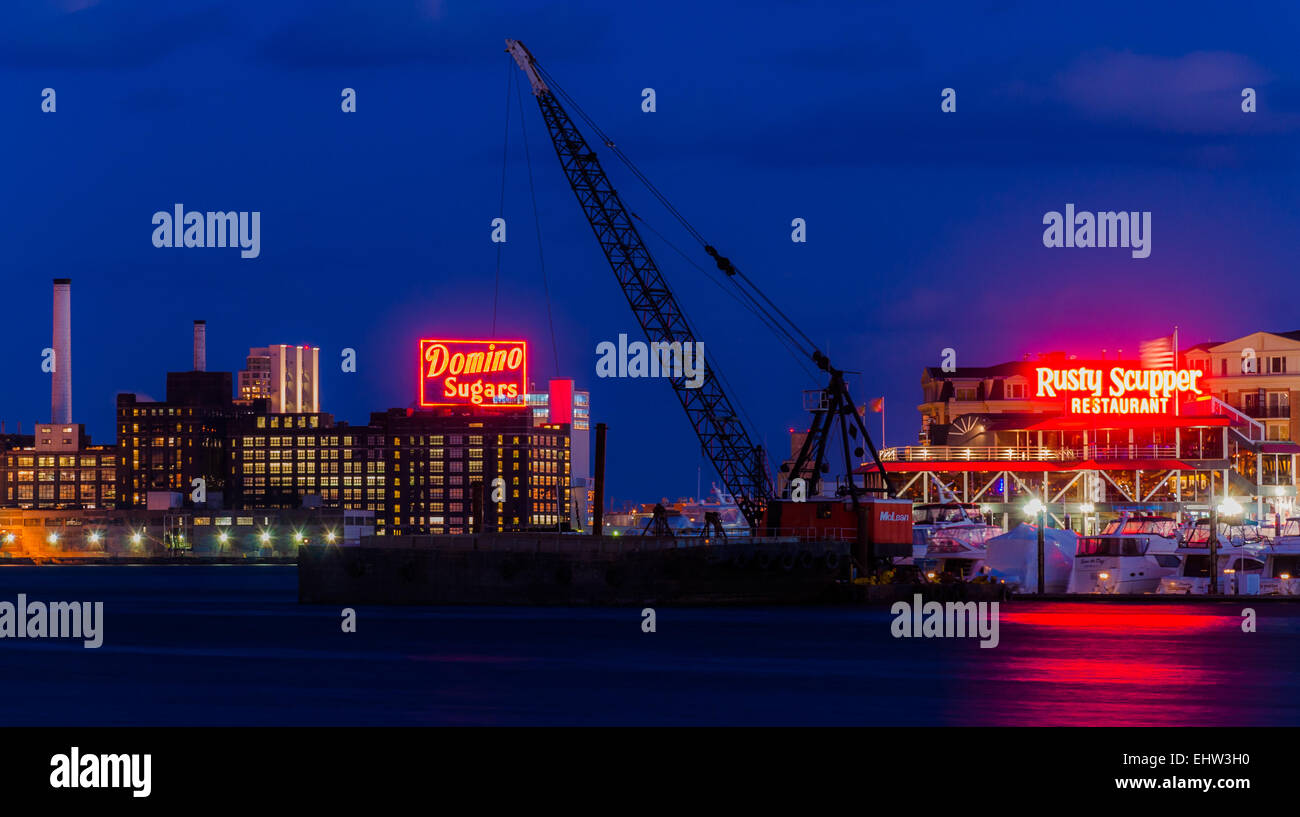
{"left": 52, "top": 278, "right": 71, "bottom": 424}
{"left": 193, "top": 320, "right": 207, "bottom": 372}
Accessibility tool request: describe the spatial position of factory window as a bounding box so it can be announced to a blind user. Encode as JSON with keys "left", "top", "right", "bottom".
{"left": 59, "top": 485, "right": 75, "bottom": 500}
{"left": 18, "top": 486, "right": 33, "bottom": 500}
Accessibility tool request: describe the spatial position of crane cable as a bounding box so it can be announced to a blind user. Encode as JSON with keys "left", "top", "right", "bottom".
{"left": 492, "top": 61, "right": 514, "bottom": 337}
{"left": 536, "top": 63, "right": 821, "bottom": 364}
{"left": 632, "top": 213, "right": 819, "bottom": 383}
{"left": 514, "top": 66, "right": 562, "bottom": 379}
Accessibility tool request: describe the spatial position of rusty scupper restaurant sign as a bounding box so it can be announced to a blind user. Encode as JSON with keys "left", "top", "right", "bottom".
{"left": 419, "top": 339, "right": 527, "bottom": 408}
{"left": 1035, "top": 365, "right": 1205, "bottom": 415}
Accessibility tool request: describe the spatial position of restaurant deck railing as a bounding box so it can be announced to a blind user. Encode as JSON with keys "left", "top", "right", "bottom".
{"left": 879, "top": 444, "right": 1178, "bottom": 462}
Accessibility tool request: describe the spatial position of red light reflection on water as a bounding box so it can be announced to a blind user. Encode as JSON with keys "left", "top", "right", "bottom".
{"left": 1000, "top": 603, "right": 1229, "bottom": 635}
{"left": 960, "top": 603, "right": 1249, "bottom": 726}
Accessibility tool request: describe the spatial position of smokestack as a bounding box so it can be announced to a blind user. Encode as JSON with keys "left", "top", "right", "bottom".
{"left": 193, "top": 320, "right": 207, "bottom": 372}
{"left": 52, "top": 279, "right": 71, "bottom": 424}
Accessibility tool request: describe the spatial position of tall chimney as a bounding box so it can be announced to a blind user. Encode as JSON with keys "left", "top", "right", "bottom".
{"left": 52, "top": 279, "right": 71, "bottom": 424}
{"left": 193, "top": 320, "right": 207, "bottom": 372}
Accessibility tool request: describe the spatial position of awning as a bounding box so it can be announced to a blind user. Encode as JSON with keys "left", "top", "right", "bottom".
{"left": 858, "top": 459, "right": 1199, "bottom": 474}
{"left": 1021, "top": 415, "right": 1229, "bottom": 431}
{"left": 1259, "top": 443, "right": 1300, "bottom": 454}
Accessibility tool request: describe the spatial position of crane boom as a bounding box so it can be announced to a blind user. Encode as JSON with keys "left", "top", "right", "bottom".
{"left": 506, "top": 39, "right": 774, "bottom": 528}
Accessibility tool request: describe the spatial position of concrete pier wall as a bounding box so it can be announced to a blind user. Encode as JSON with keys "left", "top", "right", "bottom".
{"left": 298, "top": 535, "right": 853, "bottom": 606}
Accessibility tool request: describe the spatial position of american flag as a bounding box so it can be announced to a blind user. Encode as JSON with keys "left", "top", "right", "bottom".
{"left": 1139, "top": 332, "right": 1176, "bottom": 368}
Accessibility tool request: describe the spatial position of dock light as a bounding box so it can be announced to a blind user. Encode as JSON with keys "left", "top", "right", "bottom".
{"left": 1023, "top": 498, "right": 1047, "bottom": 594}
{"left": 130, "top": 532, "right": 142, "bottom": 545}
{"left": 47, "top": 533, "right": 58, "bottom": 545}
{"left": 88, "top": 532, "right": 101, "bottom": 544}
{"left": 1217, "top": 497, "right": 1244, "bottom": 517}
{"left": 260, "top": 531, "right": 271, "bottom": 544}
{"left": 1282, "top": 573, "right": 1291, "bottom": 580}
{"left": 218, "top": 531, "right": 229, "bottom": 544}
{"left": 294, "top": 531, "right": 304, "bottom": 544}
{"left": 926, "top": 571, "right": 936, "bottom": 580}
{"left": 4, "top": 533, "right": 14, "bottom": 544}
{"left": 326, "top": 530, "right": 337, "bottom": 544}
{"left": 1099, "top": 572, "right": 1110, "bottom": 580}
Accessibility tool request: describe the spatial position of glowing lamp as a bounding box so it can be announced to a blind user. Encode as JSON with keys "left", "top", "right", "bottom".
{"left": 218, "top": 532, "right": 229, "bottom": 544}
{"left": 1217, "top": 497, "right": 1244, "bottom": 517}
{"left": 1080, "top": 502, "right": 1095, "bottom": 513}
{"left": 47, "top": 533, "right": 59, "bottom": 545}
{"left": 260, "top": 531, "right": 272, "bottom": 544}
{"left": 1023, "top": 498, "right": 1045, "bottom": 517}
{"left": 926, "top": 572, "right": 936, "bottom": 580}
{"left": 88, "top": 532, "right": 101, "bottom": 544}
{"left": 130, "top": 532, "right": 142, "bottom": 545}
{"left": 1099, "top": 572, "right": 1110, "bottom": 580}
{"left": 326, "top": 531, "right": 337, "bottom": 544}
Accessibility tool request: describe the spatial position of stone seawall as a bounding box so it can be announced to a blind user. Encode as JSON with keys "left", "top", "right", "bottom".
{"left": 299, "top": 538, "right": 855, "bottom": 606}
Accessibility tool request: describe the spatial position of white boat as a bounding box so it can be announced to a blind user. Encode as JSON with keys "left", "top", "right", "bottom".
{"left": 1067, "top": 514, "right": 1181, "bottom": 594}
{"left": 1158, "top": 521, "right": 1268, "bottom": 594}
{"left": 1261, "top": 519, "right": 1300, "bottom": 595}
{"left": 981, "top": 523, "right": 1075, "bottom": 592}
{"left": 907, "top": 503, "right": 1002, "bottom": 577}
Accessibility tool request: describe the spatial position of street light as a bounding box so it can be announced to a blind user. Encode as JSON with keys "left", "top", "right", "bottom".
{"left": 1023, "top": 498, "right": 1046, "bottom": 594}
{"left": 1216, "top": 498, "right": 1244, "bottom": 595}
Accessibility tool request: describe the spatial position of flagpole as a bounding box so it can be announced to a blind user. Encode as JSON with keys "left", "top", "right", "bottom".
{"left": 881, "top": 397, "right": 886, "bottom": 449}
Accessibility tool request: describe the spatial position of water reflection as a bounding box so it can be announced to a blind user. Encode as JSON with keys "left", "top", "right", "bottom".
{"left": 955, "top": 603, "right": 1289, "bottom": 726}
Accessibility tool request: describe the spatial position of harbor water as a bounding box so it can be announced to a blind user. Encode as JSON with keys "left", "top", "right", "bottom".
{"left": 0, "top": 565, "right": 1295, "bottom": 726}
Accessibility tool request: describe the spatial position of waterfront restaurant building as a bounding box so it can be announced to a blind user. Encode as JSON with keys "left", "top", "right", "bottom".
{"left": 865, "top": 333, "right": 1300, "bottom": 532}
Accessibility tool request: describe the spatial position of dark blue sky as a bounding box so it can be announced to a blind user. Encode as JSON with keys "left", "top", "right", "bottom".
{"left": 3, "top": 0, "right": 1298, "bottom": 501}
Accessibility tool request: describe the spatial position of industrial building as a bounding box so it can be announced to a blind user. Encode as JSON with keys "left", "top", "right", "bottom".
{"left": 0, "top": 282, "right": 588, "bottom": 548}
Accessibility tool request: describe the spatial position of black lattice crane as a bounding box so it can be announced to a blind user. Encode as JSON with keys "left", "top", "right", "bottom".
{"left": 505, "top": 39, "right": 895, "bottom": 533}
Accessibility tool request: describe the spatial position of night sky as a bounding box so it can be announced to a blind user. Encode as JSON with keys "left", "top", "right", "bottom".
{"left": 2, "top": 0, "right": 1298, "bottom": 502}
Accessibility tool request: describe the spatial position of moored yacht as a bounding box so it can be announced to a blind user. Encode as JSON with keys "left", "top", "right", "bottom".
{"left": 1158, "top": 521, "right": 1268, "bottom": 594}
{"left": 1262, "top": 519, "right": 1300, "bottom": 595}
{"left": 908, "top": 502, "right": 1001, "bottom": 576}
{"left": 1067, "top": 514, "right": 1181, "bottom": 594}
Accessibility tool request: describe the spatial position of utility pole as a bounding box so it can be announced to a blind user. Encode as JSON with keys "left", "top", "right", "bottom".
{"left": 1037, "top": 507, "right": 1046, "bottom": 595}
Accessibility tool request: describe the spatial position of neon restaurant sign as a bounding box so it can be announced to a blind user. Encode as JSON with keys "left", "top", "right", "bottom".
{"left": 419, "top": 339, "right": 527, "bottom": 407}
{"left": 1035, "top": 366, "right": 1204, "bottom": 415}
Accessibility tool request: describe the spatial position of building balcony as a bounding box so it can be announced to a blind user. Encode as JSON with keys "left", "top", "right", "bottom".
{"left": 1238, "top": 405, "right": 1291, "bottom": 419}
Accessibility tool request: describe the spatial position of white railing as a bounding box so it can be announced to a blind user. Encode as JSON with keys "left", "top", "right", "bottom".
{"left": 1183, "top": 397, "right": 1264, "bottom": 442}
{"left": 880, "top": 445, "right": 1177, "bottom": 462}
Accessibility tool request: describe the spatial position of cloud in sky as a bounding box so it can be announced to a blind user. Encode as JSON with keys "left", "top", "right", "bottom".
{"left": 1052, "top": 49, "right": 1294, "bottom": 134}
